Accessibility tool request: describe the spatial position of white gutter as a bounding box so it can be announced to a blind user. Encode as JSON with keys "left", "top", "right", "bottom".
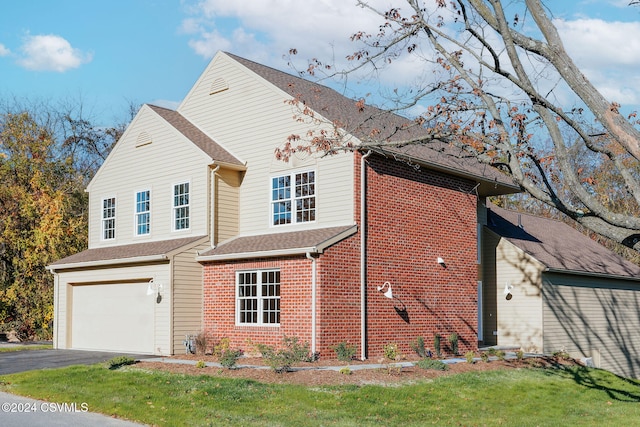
{"left": 360, "top": 150, "right": 372, "bottom": 360}
{"left": 306, "top": 252, "right": 317, "bottom": 355}
{"left": 210, "top": 164, "right": 220, "bottom": 248}
{"left": 46, "top": 254, "right": 169, "bottom": 272}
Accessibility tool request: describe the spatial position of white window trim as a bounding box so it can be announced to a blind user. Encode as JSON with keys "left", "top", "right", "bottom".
{"left": 101, "top": 196, "right": 116, "bottom": 241}
{"left": 269, "top": 169, "right": 317, "bottom": 227}
{"left": 134, "top": 189, "right": 151, "bottom": 237}
{"left": 235, "top": 269, "right": 281, "bottom": 327}
{"left": 172, "top": 180, "right": 191, "bottom": 232}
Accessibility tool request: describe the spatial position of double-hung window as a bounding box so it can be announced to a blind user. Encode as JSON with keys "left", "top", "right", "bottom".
{"left": 173, "top": 182, "right": 189, "bottom": 230}
{"left": 102, "top": 197, "right": 116, "bottom": 240}
{"left": 237, "top": 269, "right": 280, "bottom": 325}
{"left": 271, "top": 170, "right": 315, "bottom": 226}
{"left": 135, "top": 190, "right": 150, "bottom": 236}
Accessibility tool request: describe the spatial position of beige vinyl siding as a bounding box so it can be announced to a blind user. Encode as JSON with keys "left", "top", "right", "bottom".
{"left": 52, "top": 263, "right": 172, "bottom": 355}
{"left": 483, "top": 228, "right": 545, "bottom": 351}
{"left": 215, "top": 168, "right": 241, "bottom": 244}
{"left": 87, "top": 106, "right": 212, "bottom": 248}
{"left": 542, "top": 273, "right": 640, "bottom": 379}
{"left": 172, "top": 242, "right": 209, "bottom": 354}
{"left": 178, "top": 52, "right": 354, "bottom": 236}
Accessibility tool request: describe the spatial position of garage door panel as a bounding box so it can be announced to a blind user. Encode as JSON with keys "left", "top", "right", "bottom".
{"left": 71, "top": 283, "right": 154, "bottom": 354}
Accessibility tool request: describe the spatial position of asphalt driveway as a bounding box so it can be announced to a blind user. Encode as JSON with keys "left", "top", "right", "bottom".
{"left": 0, "top": 346, "right": 157, "bottom": 375}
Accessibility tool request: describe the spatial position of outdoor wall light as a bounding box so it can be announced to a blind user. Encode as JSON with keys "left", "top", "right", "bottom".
{"left": 146, "top": 279, "right": 163, "bottom": 297}
{"left": 504, "top": 282, "right": 514, "bottom": 300}
{"left": 377, "top": 281, "right": 394, "bottom": 299}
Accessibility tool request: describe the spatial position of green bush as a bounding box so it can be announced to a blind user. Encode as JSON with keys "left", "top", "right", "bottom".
{"left": 219, "top": 349, "right": 242, "bottom": 369}
{"left": 416, "top": 358, "right": 449, "bottom": 371}
{"left": 383, "top": 342, "right": 400, "bottom": 360}
{"left": 339, "top": 366, "right": 352, "bottom": 375}
{"left": 434, "top": 333, "right": 442, "bottom": 358}
{"left": 448, "top": 333, "right": 459, "bottom": 355}
{"left": 481, "top": 352, "right": 490, "bottom": 363}
{"left": 256, "top": 335, "right": 312, "bottom": 373}
{"left": 516, "top": 349, "right": 524, "bottom": 360}
{"left": 411, "top": 336, "right": 427, "bottom": 358}
{"left": 496, "top": 350, "right": 506, "bottom": 361}
{"left": 332, "top": 341, "right": 357, "bottom": 362}
{"left": 213, "top": 337, "right": 231, "bottom": 357}
{"left": 195, "top": 360, "right": 206, "bottom": 369}
{"left": 465, "top": 351, "right": 475, "bottom": 364}
{"left": 106, "top": 356, "right": 136, "bottom": 370}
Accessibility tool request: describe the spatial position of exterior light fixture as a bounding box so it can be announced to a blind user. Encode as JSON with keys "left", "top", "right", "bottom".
{"left": 377, "top": 281, "right": 393, "bottom": 299}
{"left": 437, "top": 257, "right": 446, "bottom": 267}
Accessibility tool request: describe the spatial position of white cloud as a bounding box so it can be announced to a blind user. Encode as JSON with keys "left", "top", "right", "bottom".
{"left": 555, "top": 18, "right": 640, "bottom": 103}
{"left": 0, "top": 43, "right": 10, "bottom": 56}
{"left": 17, "top": 34, "right": 92, "bottom": 72}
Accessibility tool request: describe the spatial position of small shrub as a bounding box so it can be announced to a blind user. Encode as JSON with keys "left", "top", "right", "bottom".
{"left": 333, "top": 341, "right": 357, "bottom": 362}
{"left": 257, "top": 335, "right": 312, "bottom": 373}
{"left": 195, "top": 331, "right": 208, "bottom": 355}
{"left": 553, "top": 349, "right": 570, "bottom": 360}
{"left": 487, "top": 347, "right": 497, "bottom": 356}
{"left": 195, "top": 360, "right": 206, "bottom": 369}
{"left": 213, "top": 337, "right": 231, "bottom": 357}
{"left": 383, "top": 342, "right": 400, "bottom": 360}
{"left": 481, "top": 352, "right": 490, "bottom": 363}
{"left": 434, "top": 333, "right": 442, "bottom": 358}
{"left": 416, "top": 358, "right": 449, "bottom": 371}
{"left": 448, "top": 333, "right": 459, "bottom": 355}
{"left": 496, "top": 350, "right": 506, "bottom": 361}
{"left": 465, "top": 351, "right": 475, "bottom": 364}
{"left": 106, "top": 356, "right": 135, "bottom": 370}
{"left": 339, "top": 366, "right": 352, "bottom": 375}
{"left": 411, "top": 336, "right": 427, "bottom": 358}
{"left": 516, "top": 349, "right": 524, "bottom": 360}
{"left": 219, "top": 349, "right": 242, "bottom": 369}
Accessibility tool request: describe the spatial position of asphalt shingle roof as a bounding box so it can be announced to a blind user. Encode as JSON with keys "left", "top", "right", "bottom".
{"left": 147, "top": 104, "right": 243, "bottom": 167}
{"left": 487, "top": 204, "right": 640, "bottom": 279}
{"left": 198, "top": 225, "right": 357, "bottom": 259}
{"left": 49, "top": 236, "right": 207, "bottom": 268}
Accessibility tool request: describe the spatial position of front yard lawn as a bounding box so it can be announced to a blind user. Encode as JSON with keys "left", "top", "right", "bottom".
{"left": 1, "top": 363, "right": 639, "bottom": 426}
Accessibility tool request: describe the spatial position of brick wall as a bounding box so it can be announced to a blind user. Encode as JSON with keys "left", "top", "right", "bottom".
{"left": 360, "top": 152, "right": 479, "bottom": 357}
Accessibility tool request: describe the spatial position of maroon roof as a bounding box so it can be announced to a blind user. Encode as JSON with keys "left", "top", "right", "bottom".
{"left": 198, "top": 225, "right": 357, "bottom": 259}
{"left": 147, "top": 105, "right": 243, "bottom": 167}
{"left": 49, "top": 236, "right": 207, "bottom": 269}
{"left": 228, "top": 53, "right": 518, "bottom": 195}
{"left": 487, "top": 204, "right": 640, "bottom": 279}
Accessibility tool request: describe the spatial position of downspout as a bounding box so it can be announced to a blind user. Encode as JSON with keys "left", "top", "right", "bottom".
{"left": 306, "top": 252, "right": 317, "bottom": 355}
{"left": 210, "top": 164, "right": 220, "bottom": 247}
{"left": 360, "top": 150, "right": 372, "bottom": 361}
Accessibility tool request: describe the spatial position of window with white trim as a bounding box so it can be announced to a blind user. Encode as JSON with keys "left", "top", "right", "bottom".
{"left": 173, "top": 182, "right": 189, "bottom": 230}
{"left": 271, "top": 170, "right": 315, "bottom": 226}
{"left": 237, "top": 269, "right": 280, "bottom": 325}
{"left": 135, "top": 190, "right": 150, "bottom": 236}
{"left": 102, "top": 197, "right": 116, "bottom": 240}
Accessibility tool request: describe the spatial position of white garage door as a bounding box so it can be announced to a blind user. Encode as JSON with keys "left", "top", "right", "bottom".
{"left": 71, "top": 282, "right": 155, "bottom": 354}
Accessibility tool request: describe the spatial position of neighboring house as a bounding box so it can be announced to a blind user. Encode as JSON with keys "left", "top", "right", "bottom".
{"left": 48, "top": 51, "right": 518, "bottom": 358}
{"left": 481, "top": 203, "right": 640, "bottom": 378}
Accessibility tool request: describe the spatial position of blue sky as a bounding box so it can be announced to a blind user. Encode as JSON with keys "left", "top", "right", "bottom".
{"left": 1, "top": 1, "right": 639, "bottom": 126}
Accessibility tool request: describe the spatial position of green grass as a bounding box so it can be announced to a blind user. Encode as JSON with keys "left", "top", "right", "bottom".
{"left": 0, "top": 344, "right": 52, "bottom": 353}
{"left": 1, "top": 364, "right": 639, "bottom": 426}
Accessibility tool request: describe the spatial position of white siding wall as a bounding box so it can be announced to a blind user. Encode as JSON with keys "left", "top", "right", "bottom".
{"left": 53, "top": 263, "right": 172, "bottom": 355}
{"left": 494, "top": 236, "right": 545, "bottom": 352}
{"left": 542, "top": 274, "right": 640, "bottom": 379}
{"left": 87, "top": 106, "right": 212, "bottom": 248}
{"left": 178, "top": 53, "right": 355, "bottom": 236}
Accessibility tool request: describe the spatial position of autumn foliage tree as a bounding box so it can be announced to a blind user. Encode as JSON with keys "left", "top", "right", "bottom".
{"left": 0, "top": 101, "right": 127, "bottom": 340}
{"left": 288, "top": 0, "right": 640, "bottom": 251}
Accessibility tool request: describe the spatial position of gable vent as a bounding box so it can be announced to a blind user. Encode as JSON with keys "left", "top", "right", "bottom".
{"left": 210, "top": 77, "right": 229, "bottom": 95}
{"left": 135, "top": 131, "right": 153, "bottom": 148}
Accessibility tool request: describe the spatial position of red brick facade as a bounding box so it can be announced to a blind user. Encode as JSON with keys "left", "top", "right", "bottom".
{"left": 201, "top": 151, "right": 479, "bottom": 359}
